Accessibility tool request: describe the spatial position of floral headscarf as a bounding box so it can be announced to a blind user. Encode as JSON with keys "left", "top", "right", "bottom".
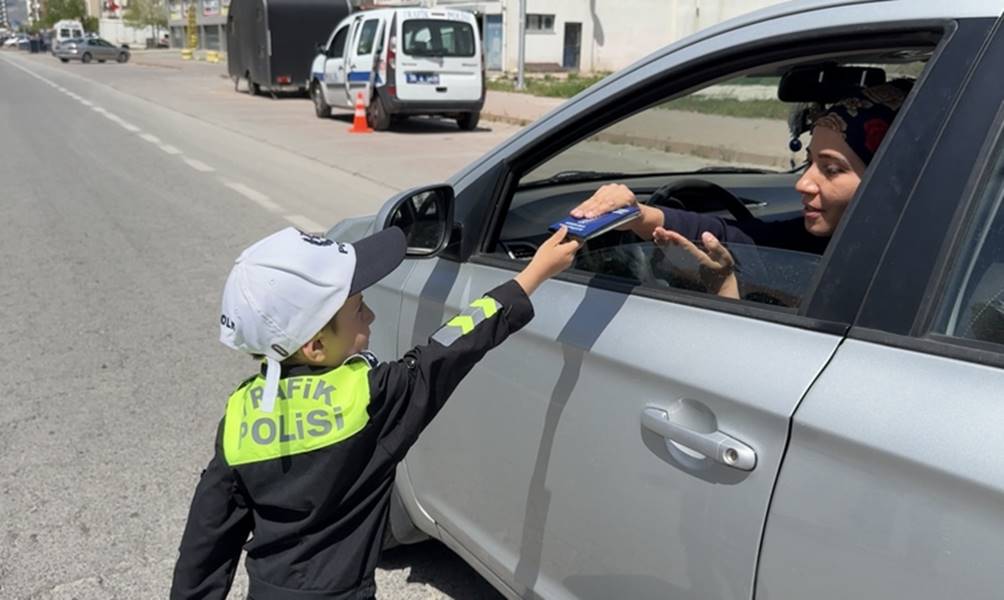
{"left": 809, "top": 79, "right": 913, "bottom": 166}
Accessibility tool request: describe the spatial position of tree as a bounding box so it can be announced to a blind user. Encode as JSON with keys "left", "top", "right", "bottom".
{"left": 41, "top": 0, "right": 87, "bottom": 27}
{"left": 124, "top": 0, "right": 167, "bottom": 37}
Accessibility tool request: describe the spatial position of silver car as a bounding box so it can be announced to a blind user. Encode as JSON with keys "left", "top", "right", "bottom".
{"left": 55, "top": 37, "right": 129, "bottom": 64}
{"left": 330, "top": 1, "right": 1004, "bottom": 598}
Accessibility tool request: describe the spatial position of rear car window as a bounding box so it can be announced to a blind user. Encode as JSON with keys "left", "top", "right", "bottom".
{"left": 931, "top": 129, "right": 1004, "bottom": 349}
{"left": 402, "top": 19, "right": 475, "bottom": 57}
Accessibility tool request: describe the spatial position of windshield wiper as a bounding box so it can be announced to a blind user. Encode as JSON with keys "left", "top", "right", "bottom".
{"left": 522, "top": 170, "right": 632, "bottom": 187}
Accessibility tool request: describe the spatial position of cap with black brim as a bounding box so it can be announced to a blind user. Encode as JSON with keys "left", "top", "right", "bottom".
{"left": 349, "top": 226, "right": 407, "bottom": 295}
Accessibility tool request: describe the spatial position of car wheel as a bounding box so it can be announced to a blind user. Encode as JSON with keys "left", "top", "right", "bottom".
{"left": 117, "top": 52, "right": 128, "bottom": 63}
{"left": 366, "top": 94, "right": 391, "bottom": 131}
{"left": 59, "top": 58, "right": 69, "bottom": 63}
{"left": 312, "top": 81, "right": 331, "bottom": 118}
{"left": 81, "top": 52, "right": 92, "bottom": 64}
{"left": 456, "top": 111, "right": 480, "bottom": 131}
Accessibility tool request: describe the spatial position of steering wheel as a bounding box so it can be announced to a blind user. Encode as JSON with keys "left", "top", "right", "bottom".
{"left": 647, "top": 178, "right": 755, "bottom": 223}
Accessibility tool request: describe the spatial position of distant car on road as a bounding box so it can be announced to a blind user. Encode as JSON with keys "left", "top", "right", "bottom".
{"left": 54, "top": 37, "right": 130, "bottom": 64}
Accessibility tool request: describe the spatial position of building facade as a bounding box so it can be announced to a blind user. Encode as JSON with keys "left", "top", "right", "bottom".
{"left": 375, "top": 0, "right": 787, "bottom": 73}
{"left": 166, "top": 0, "right": 227, "bottom": 50}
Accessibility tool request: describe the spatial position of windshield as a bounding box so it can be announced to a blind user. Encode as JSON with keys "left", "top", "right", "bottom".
{"left": 402, "top": 19, "right": 475, "bottom": 57}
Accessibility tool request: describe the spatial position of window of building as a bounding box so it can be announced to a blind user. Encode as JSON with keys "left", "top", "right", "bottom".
{"left": 526, "top": 14, "right": 554, "bottom": 33}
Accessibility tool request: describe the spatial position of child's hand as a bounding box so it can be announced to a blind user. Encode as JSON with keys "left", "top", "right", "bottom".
{"left": 514, "top": 226, "right": 581, "bottom": 295}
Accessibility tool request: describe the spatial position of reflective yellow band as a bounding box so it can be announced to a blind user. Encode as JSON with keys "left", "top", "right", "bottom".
{"left": 431, "top": 296, "right": 503, "bottom": 346}
{"left": 222, "top": 358, "right": 372, "bottom": 466}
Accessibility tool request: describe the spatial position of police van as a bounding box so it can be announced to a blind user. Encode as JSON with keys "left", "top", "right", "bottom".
{"left": 51, "top": 19, "right": 84, "bottom": 52}
{"left": 309, "top": 8, "right": 484, "bottom": 131}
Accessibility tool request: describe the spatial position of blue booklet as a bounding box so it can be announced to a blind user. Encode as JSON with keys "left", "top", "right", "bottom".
{"left": 548, "top": 205, "right": 641, "bottom": 240}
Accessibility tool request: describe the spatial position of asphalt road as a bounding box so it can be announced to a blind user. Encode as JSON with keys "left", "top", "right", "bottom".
{"left": 0, "top": 51, "right": 506, "bottom": 599}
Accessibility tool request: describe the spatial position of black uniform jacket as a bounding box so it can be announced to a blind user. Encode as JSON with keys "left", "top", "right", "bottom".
{"left": 170, "top": 280, "right": 534, "bottom": 600}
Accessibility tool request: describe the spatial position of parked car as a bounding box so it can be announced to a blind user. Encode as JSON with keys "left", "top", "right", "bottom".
{"left": 54, "top": 37, "right": 129, "bottom": 63}
{"left": 310, "top": 7, "right": 484, "bottom": 130}
{"left": 325, "top": 1, "right": 1004, "bottom": 599}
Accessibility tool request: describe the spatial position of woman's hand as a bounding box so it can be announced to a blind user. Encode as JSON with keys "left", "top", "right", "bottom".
{"left": 570, "top": 184, "right": 638, "bottom": 219}
{"left": 514, "top": 226, "right": 582, "bottom": 296}
{"left": 571, "top": 184, "right": 665, "bottom": 239}
{"left": 653, "top": 228, "right": 740, "bottom": 299}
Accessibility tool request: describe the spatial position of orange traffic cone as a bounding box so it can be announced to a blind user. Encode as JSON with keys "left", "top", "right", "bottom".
{"left": 348, "top": 92, "right": 373, "bottom": 134}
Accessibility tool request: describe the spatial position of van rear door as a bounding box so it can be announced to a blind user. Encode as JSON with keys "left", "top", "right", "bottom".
{"left": 395, "top": 11, "right": 481, "bottom": 102}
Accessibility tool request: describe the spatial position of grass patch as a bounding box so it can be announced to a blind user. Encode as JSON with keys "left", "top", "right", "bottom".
{"left": 659, "top": 96, "right": 789, "bottom": 120}
{"left": 487, "top": 73, "right": 610, "bottom": 98}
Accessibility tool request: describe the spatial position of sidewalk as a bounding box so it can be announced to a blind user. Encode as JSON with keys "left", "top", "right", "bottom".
{"left": 125, "top": 52, "right": 794, "bottom": 168}
{"left": 482, "top": 89, "right": 794, "bottom": 168}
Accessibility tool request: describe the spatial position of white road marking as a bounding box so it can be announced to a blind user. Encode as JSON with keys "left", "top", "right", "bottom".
{"left": 221, "top": 180, "right": 282, "bottom": 212}
{"left": 285, "top": 214, "right": 324, "bottom": 232}
{"left": 139, "top": 133, "right": 161, "bottom": 144}
{"left": 91, "top": 106, "right": 108, "bottom": 114}
{"left": 79, "top": 99, "right": 93, "bottom": 107}
{"left": 183, "top": 158, "right": 214, "bottom": 172}
{"left": 118, "top": 121, "right": 141, "bottom": 132}
{"left": 159, "top": 144, "right": 181, "bottom": 155}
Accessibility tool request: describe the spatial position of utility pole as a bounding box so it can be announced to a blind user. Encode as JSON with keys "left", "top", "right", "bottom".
{"left": 515, "top": 0, "right": 525, "bottom": 89}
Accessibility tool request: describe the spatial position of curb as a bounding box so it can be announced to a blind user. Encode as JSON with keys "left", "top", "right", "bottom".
{"left": 481, "top": 110, "right": 790, "bottom": 170}
{"left": 132, "top": 61, "right": 183, "bottom": 70}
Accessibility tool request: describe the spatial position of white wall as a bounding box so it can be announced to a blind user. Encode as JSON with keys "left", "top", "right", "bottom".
{"left": 99, "top": 17, "right": 156, "bottom": 46}
{"left": 497, "top": 0, "right": 787, "bottom": 73}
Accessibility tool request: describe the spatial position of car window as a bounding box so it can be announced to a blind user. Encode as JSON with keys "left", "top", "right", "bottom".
{"left": 355, "top": 19, "right": 379, "bottom": 56}
{"left": 402, "top": 19, "right": 475, "bottom": 57}
{"left": 496, "top": 54, "right": 929, "bottom": 310}
{"left": 328, "top": 25, "right": 348, "bottom": 58}
{"left": 930, "top": 130, "right": 1004, "bottom": 348}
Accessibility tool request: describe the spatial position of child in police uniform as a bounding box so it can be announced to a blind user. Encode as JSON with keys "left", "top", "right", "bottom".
{"left": 171, "top": 224, "right": 579, "bottom": 600}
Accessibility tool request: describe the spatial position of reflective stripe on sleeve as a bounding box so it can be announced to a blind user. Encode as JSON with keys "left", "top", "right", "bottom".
{"left": 431, "top": 296, "right": 503, "bottom": 346}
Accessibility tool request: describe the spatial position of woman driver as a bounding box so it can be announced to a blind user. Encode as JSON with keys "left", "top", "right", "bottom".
{"left": 570, "top": 81, "right": 912, "bottom": 299}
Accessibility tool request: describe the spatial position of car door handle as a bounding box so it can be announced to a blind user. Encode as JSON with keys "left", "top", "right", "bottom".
{"left": 641, "top": 406, "right": 756, "bottom": 470}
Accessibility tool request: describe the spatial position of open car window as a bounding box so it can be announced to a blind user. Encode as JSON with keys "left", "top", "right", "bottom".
{"left": 493, "top": 51, "right": 931, "bottom": 310}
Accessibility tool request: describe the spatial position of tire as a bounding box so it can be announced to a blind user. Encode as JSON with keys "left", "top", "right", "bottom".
{"left": 311, "top": 81, "right": 330, "bottom": 118}
{"left": 117, "top": 52, "right": 128, "bottom": 63}
{"left": 81, "top": 52, "right": 92, "bottom": 64}
{"left": 456, "top": 111, "right": 480, "bottom": 131}
{"left": 366, "top": 94, "right": 391, "bottom": 131}
{"left": 59, "top": 58, "right": 69, "bottom": 63}
{"left": 244, "top": 73, "right": 259, "bottom": 96}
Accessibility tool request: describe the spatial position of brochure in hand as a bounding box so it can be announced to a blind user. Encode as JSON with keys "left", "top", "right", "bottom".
{"left": 548, "top": 205, "right": 641, "bottom": 241}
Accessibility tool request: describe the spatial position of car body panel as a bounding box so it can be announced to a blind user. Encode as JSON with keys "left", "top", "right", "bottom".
{"left": 399, "top": 258, "right": 842, "bottom": 599}
{"left": 757, "top": 341, "right": 1004, "bottom": 599}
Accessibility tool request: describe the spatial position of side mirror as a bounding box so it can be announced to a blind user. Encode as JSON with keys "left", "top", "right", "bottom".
{"left": 378, "top": 184, "right": 455, "bottom": 257}
{"left": 315, "top": 42, "right": 325, "bottom": 54}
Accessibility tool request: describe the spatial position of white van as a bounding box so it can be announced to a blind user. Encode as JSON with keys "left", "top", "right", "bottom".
{"left": 52, "top": 19, "right": 84, "bottom": 50}
{"left": 309, "top": 8, "right": 484, "bottom": 130}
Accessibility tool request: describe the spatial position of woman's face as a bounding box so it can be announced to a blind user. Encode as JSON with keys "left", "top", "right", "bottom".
{"left": 794, "top": 125, "right": 868, "bottom": 237}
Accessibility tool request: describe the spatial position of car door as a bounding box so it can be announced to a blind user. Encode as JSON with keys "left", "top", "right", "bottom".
{"left": 345, "top": 15, "right": 381, "bottom": 102}
{"left": 322, "top": 22, "right": 351, "bottom": 108}
{"left": 757, "top": 16, "right": 1004, "bottom": 599}
{"left": 393, "top": 9, "right": 984, "bottom": 600}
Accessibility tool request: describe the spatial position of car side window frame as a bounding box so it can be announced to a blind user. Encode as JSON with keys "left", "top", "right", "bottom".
{"left": 847, "top": 16, "right": 1004, "bottom": 368}
{"left": 467, "top": 22, "right": 971, "bottom": 330}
